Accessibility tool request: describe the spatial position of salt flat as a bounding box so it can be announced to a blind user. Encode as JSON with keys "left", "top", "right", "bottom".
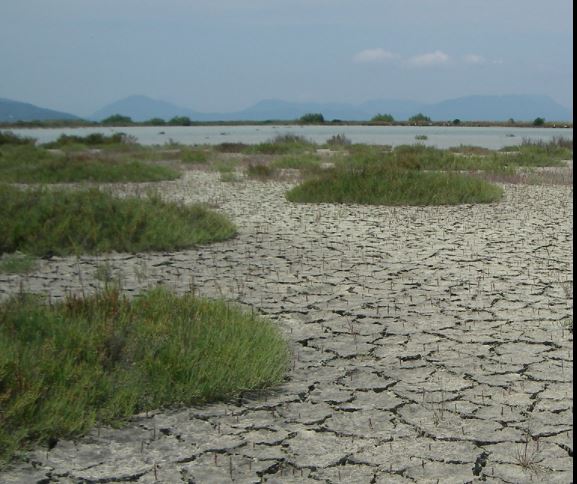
{"left": 1, "top": 171, "right": 573, "bottom": 483}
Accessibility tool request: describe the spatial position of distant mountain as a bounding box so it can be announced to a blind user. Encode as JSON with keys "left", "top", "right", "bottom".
{"left": 91, "top": 94, "right": 573, "bottom": 123}
{"left": 90, "top": 95, "right": 208, "bottom": 122}
{"left": 232, "top": 99, "right": 370, "bottom": 121}
{"left": 0, "top": 98, "right": 80, "bottom": 122}
{"left": 424, "top": 95, "right": 572, "bottom": 122}
{"left": 358, "top": 98, "right": 426, "bottom": 121}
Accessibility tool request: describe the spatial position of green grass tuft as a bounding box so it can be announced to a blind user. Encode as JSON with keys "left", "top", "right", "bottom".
{"left": 180, "top": 148, "right": 209, "bottom": 164}
{"left": 246, "top": 163, "right": 278, "bottom": 179}
{"left": 245, "top": 134, "right": 315, "bottom": 155}
{"left": 0, "top": 287, "right": 289, "bottom": 463}
{"left": 0, "top": 185, "right": 237, "bottom": 256}
{"left": 0, "top": 252, "right": 38, "bottom": 274}
{"left": 0, "top": 145, "right": 180, "bottom": 183}
{"left": 286, "top": 165, "right": 503, "bottom": 206}
{"left": 270, "top": 153, "right": 322, "bottom": 171}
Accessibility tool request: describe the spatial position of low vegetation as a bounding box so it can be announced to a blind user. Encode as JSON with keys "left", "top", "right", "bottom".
{"left": 43, "top": 132, "right": 130, "bottom": 148}
{"left": 408, "top": 113, "right": 432, "bottom": 125}
{"left": 245, "top": 134, "right": 315, "bottom": 155}
{"left": 7, "top": 146, "right": 180, "bottom": 183}
{"left": 325, "top": 133, "right": 352, "bottom": 147}
{"left": 0, "top": 185, "right": 237, "bottom": 256}
{"left": 246, "top": 163, "right": 278, "bottom": 180}
{"left": 371, "top": 113, "right": 395, "bottom": 123}
{"left": 286, "top": 163, "right": 503, "bottom": 205}
{"left": 180, "top": 147, "right": 209, "bottom": 164}
{"left": 270, "top": 153, "right": 323, "bottom": 171}
{"left": 0, "top": 287, "right": 289, "bottom": 463}
{"left": 298, "top": 113, "right": 325, "bottom": 124}
{"left": 0, "top": 131, "right": 35, "bottom": 146}
{"left": 0, "top": 145, "right": 180, "bottom": 183}
{"left": 0, "top": 252, "right": 38, "bottom": 274}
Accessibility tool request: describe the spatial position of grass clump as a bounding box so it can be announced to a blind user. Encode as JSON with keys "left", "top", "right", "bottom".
{"left": 214, "top": 142, "right": 250, "bottom": 153}
{"left": 246, "top": 163, "right": 278, "bottom": 180}
{"left": 43, "top": 133, "right": 130, "bottom": 148}
{"left": 246, "top": 134, "right": 315, "bottom": 155}
{"left": 213, "top": 159, "right": 241, "bottom": 182}
{"left": 0, "top": 185, "right": 237, "bottom": 256}
{"left": 499, "top": 137, "right": 572, "bottom": 160}
{"left": 0, "top": 287, "right": 289, "bottom": 463}
{"left": 325, "top": 134, "right": 352, "bottom": 147}
{"left": 0, "top": 252, "right": 38, "bottom": 274}
{"left": 0, "top": 145, "right": 180, "bottom": 183}
{"left": 286, "top": 164, "right": 503, "bottom": 206}
{"left": 0, "top": 131, "right": 36, "bottom": 146}
{"left": 180, "top": 147, "right": 209, "bottom": 164}
{"left": 448, "top": 145, "right": 492, "bottom": 155}
{"left": 271, "top": 153, "right": 322, "bottom": 171}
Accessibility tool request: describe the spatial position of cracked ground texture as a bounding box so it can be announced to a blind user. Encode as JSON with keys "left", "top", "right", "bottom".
{"left": 0, "top": 170, "right": 573, "bottom": 483}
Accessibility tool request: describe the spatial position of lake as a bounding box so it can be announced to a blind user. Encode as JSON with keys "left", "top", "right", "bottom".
{"left": 10, "top": 125, "right": 573, "bottom": 150}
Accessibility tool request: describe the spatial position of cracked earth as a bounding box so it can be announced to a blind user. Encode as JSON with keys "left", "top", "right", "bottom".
{"left": 1, "top": 170, "right": 573, "bottom": 483}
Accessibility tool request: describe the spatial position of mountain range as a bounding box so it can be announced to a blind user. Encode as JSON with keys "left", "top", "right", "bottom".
{"left": 0, "top": 94, "right": 573, "bottom": 123}
{"left": 0, "top": 97, "right": 80, "bottom": 122}
{"left": 90, "top": 94, "right": 573, "bottom": 122}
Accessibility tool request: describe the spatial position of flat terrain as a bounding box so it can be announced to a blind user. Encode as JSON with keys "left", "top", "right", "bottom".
{"left": 1, "top": 170, "right": 573, "bottom": 483}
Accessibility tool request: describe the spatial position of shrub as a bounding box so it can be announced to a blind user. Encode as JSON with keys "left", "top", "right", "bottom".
{"left": 168, "top": 116, "right": 192, "bottom": 126}
{"left": 101, "top": 114, "right": 133, "bottom": 125}
{"left": 408, "top": 113, "right": 432, "bottom": 125}
{"left": 144, "top": 117, "right": 166, "bottom": 126}
{"left": 299, "top": 113, "right": 325, "bottom": 124}
{"left": 371, "top": 113, "right": 395, "bottom": 123}
{"left": 533, "top": 117, "right": 545, "bottom": 126}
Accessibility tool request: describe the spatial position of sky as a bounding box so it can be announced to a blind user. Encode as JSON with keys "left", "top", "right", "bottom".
{"left": 0, "top": 0, "right": 573, "bottom": 117}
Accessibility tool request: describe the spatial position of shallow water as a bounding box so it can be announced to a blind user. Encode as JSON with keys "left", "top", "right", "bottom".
{"left": 10, "top": 124, "right": 573, "bottom": 149}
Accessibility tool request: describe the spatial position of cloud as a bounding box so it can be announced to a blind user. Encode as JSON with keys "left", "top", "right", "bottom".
{"left": 463, "top": 54, "right": 487, "bottom": 64}
{"left": 353, "top": 48, "right": 399, "bottom": 63}
{"left": 406, "top": 50, "right": 450, "bottom": 67}
{"left": 463, "top": 54, "right": 504, "bottom": 65}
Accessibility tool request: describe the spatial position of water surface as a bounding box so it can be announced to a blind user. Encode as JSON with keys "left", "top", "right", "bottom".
{"left": 11, "top": 125, "right": 573, "bottom": 150}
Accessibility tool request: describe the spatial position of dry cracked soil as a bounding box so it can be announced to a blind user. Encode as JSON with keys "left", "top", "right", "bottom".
{"left": 0, "top": 170, "right": 573, "bottom": 483}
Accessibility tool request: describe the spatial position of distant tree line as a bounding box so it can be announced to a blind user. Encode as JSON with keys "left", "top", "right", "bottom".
{"left": 19, "top": 112, "right": 552, "bottom": 128}
{"left": 100, "top": 114, "right": 194, "bottom": 126}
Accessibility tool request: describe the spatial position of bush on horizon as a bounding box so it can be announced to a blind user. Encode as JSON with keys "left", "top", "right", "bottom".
{"left": 371, "top": 113, "right": 395, "bottom": 123}
{"left": 101, "top": 114, "right": 133, "bottom": 125}
{"left": 298, "top": 113, "right": 325, "bottom": 124}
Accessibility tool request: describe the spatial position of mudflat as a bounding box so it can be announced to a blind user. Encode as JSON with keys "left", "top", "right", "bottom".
{"left": 1, "top": 171, "right": 573, "bottom": 483}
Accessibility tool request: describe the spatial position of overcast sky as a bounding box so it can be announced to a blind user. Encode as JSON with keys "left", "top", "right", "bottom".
{"left": 1, "top": 0, "right": 573, "bottom": 116}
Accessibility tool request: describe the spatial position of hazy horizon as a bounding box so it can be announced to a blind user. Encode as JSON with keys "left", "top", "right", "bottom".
{"left": 1, "top": 0, "right": 573, "bottom": 117}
